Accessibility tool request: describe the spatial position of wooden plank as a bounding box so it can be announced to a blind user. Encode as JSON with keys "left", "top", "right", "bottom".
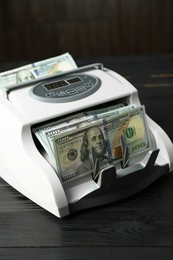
{"left": 0, "top": 209, "right": 173, "bottom": 247}
{"left": 0, "top": 247, "right": 173, "bottom": 260}
{"left": 0, "top": 175, "right": 173, "bottom": 247}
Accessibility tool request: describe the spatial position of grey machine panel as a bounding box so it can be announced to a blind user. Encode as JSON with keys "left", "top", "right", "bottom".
{"left": 30, "top": 73, "right": 101, "bottom": 103}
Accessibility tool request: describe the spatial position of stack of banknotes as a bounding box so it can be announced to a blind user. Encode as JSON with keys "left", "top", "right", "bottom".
{"left": 33, "top": 104, "right": 150, "bottom": 183}
{"left": 0, "top": 52, "right": 77, "bottom": 88}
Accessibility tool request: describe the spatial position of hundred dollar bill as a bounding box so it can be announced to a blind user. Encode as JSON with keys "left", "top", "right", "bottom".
{"left": 34, "top": 103, "right": 135, "bottom": 163}
{"left": 35, "top": 103, "right": 125, "bottom": 142}
{"left": 33, "top": 103, "right": 125, "bottom": 152}
{"left": 0, "top": 53, "right": 77, "bottom": 88}
{"left": 34, "top": 102, "right": 126, "bottom": 139}
{"left": 33, "top": 100, "right": 132, "bottom": 151}
{"left": 83, "top": 102, "right": 124, "bottom": 118}
{"left": 53, "top": 106, "right": 150, "bottom": 182}
{"left": 34, "top": 112, "right": 94, "bottom": 159}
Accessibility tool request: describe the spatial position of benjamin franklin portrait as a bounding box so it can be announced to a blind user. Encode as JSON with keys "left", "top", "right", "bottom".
{"left": 75, "top": 126, "right": 109, "bottom": 178}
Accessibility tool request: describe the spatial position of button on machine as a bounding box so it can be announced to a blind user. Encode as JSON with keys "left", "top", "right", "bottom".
{"left": 77, "top": 86, "right": 86, "bottom": 92}
{"left": 66, "top": 88, "right": 78, "bottom": 95}
{"left": 45, "top": 92, "right": 55, "bottom": 97}
{"left": 56, "top": 91, "right": 66, "bottom": 97}
{"left": 84, "top": 82, "right": 93, "bottom": 87}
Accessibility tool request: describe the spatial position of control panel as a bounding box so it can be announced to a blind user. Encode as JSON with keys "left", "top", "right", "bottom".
{"left": 30, "top": 73, "right": 101, "bottom": 103}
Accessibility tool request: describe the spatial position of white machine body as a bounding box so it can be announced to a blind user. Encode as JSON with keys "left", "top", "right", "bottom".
{"left": 0, "top": 64, "right": 172, "bottom": 217}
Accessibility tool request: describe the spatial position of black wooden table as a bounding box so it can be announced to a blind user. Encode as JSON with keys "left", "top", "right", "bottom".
{"left": 0, "top": 54, "right": 173, "bottom": 259}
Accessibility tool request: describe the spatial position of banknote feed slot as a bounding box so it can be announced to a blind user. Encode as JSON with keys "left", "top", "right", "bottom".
{"left": 0, "top": 63, "right": 173, "bottom": 218}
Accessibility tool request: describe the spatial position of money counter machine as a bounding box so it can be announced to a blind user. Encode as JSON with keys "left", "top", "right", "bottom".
{"left": 0, "top": 63, "right": 173, "bottom": 218}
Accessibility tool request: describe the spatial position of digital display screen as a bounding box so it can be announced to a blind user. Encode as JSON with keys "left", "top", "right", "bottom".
{"left": 67, "top": 77, "right": 82, "bottom": 84}
{"left": 43, "top": 77, "right": 82, "bottom": 91}
{"left": 43, "top": 80, "right": 69, "bottom": 91}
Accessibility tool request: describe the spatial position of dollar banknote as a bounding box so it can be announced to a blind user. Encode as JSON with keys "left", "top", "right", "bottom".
{"left": 0, "top": 52, "right": 77, "bottom": 88}
{"left": 53, "top": 106, "right": 150, "bottom": 182}
{"left": 34, "top": 103, "right": 135, "bottom": 164}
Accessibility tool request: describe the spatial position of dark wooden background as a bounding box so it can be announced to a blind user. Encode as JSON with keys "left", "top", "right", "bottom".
{"left": 0, "top": 0, "right": 173, "bottom": 62}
